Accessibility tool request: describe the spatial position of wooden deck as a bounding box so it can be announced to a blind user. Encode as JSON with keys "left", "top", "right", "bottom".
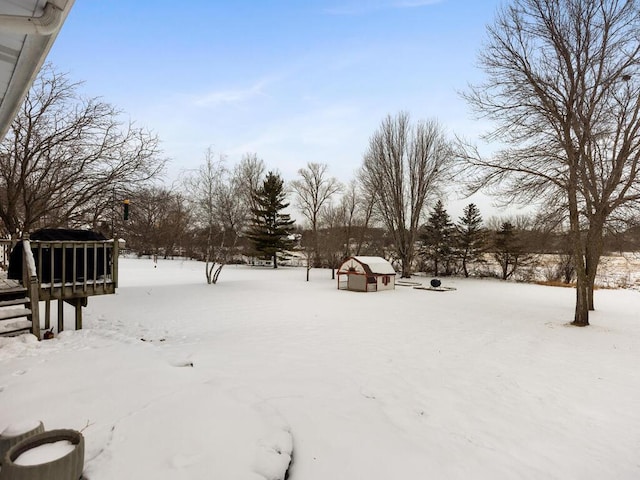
{"left": 0, "top": 238, "right": 119, "bottom": 338}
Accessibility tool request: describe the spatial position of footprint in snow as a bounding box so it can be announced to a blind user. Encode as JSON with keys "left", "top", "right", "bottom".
{"left": 254, "top": 427, "right": 293, "bottom": 480}
{"left": 169, "top": 360, "right": 194, "bottom": 367}
{"left": 12, "top": 370, "right": 26, "bottom": 376}
{"left": 360, "top": 388, "right": 376, "bottom": 400}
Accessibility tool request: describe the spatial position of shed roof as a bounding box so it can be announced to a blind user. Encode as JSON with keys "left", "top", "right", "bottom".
{"left": 338, "top": 256, "right": 396, "bottom": 275}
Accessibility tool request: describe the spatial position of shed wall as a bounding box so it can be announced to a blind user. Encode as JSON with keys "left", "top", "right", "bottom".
{"left": 348, "top": 274, "right": 367, "bottom": 292}
{"left": 376, "top": 275, "right": 395, "bottom": 291}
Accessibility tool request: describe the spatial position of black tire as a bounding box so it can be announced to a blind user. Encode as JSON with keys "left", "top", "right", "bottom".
{"left": 0, "top": 421, "right": 44, "bottom": 466}
{"left": 0, "top": 429, "right": 84, "bottom": 480}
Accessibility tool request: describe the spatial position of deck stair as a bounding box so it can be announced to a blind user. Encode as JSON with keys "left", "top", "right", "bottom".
{"left": 0, "top": 282, "right": 34, "bottom": 337}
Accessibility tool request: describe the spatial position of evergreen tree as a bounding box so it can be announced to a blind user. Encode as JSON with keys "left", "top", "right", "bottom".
{"left": 247, "top": 171, "right": 295, "bottom": 268}
{"left": 456, "top": 203, "right": 486, "bottom": 277}
{"left": 420, "top": 200, "right": 455, "bottom": 275}
{"left": 493, "top": 221, "right": 525, "bottom": 280}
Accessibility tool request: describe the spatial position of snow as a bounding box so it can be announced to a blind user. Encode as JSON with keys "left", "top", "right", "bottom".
{"left": 14, "top": 439, "right": 75, "bottom": 466}
{"left": 1, "top": 419, "right": 41, "bottom": 438}
{"left": 347, "top": 256, "right": 397, "bottom": 275}
{"left": 1, "top": 257, "right": 640, "bottom": 479}
{"left": 21, "top": 240, "right": 37, "bottom": 278}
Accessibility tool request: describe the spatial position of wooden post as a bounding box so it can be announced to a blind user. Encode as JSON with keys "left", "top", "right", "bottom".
{"left": 57, "top": 299, "right": 64, "bottom": 332}
{"left": 28, "top": 278, "right": 40, "bottom": 339}
{"left": 45, "top": 300, "right": 51, "bottom": 329}
{"left": 112, "top": 238, "right": 119, "bottom": 288}
{"left": 83, "top": 243, "right": 88, "bottom": 294}
{"left": 21, "top": 238, "right": 41, "bottom": 339}
{"left": 75, "top": 298, "right": 82, "bottom": 330}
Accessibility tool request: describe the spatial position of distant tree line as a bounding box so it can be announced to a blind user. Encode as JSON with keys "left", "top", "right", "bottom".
{"left": 113, "top": 177, "right": 640, "bottom": 284}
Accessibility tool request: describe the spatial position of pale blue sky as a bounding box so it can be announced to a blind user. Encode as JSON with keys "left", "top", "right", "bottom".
{"left": 48, "top": 0, "right": 505, "bottom": 214}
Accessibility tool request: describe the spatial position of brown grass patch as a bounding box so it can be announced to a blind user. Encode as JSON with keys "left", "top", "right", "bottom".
{"left": 535, "top": 280, "right": 576, "bottom": 288}
{"left": 534, "top": 280, "right": 614, "bottom": 290}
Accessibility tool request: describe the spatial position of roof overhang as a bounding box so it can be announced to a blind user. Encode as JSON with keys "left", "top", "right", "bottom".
{"left": 0, "top": 0, "right": 75, "bottom": 140}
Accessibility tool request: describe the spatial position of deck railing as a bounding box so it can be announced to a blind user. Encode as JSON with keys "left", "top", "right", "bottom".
{"left": 0, "top": 239, "right": 12, "bottom": 270}
{"left": 1, "top": 238, "right": 119, "bottom": 300}
{"left": 29, "top": 240, "right": 119, "bottom": 300}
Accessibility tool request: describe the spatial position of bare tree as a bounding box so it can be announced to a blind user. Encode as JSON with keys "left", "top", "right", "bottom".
{"left": 360, "top": 112, "right": 452, "bottom": 277}
{"left": 291, "top": 162, "right": 342, "bottom": 268}
{"left": 234, "top": 152, "right": 265, "bottom": 214}
{"left": 462, "top": 0, "right": 640, "bottom": 326}
{"left": 318, "top": 203, "right": 347, "bottom": 278}
{"left": 123, "top": 186, "right": 171, "bottom": 255}
{"left": 301, "top": 179, "right": 377, "bottom": 281}
{"left": 184, "top": 149, "right": 246, "bottom": 284}
{"left": 158, "top": 191, "right": 191, "bottom": 258}
{"left": 341, "top": 179, "right": 376, "bottom": 257}
{"left": 0, "top": 64, "right": 165, "bottom": 238}
{"left": 119, "top": 187, "right": 191, "bottom": 258}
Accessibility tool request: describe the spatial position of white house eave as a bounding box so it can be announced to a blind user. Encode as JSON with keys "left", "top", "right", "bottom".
{"left": 0, "top": 0, "right": 75, "bottom": 140}
{"left": 0, "top": 2, "right": 64, "bottom": 35}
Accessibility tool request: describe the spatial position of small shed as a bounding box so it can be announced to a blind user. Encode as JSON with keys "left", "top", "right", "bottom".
{"left": 337, "top": 256, "right": 396, "bottom": 292}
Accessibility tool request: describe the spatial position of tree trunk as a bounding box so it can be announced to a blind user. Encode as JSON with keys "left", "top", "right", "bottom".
{"left": 400, "top": 250, "right": 413, "bottom": 278}
{"left": 585, "top": 215, "right": 605, "bottom": 311}
{"left": 574, "top": 270, "right": 590, "bottom": 326}
{"left": 273, "top": 252, "right": 278, "bottom": 269}
{"left": 205, "top": 222, "right": 214, "bottom": 283}
{"left": 212, "top": 264, "right": 224, "bottom": 284}
{"left": 205, "top": 261, "right": 213, "bottom": 284}
{"left": 313, "top": 228, "right": 321, "bottom": 268}
{"left": 568, "top": 182, "right": 589, "bottom": 326}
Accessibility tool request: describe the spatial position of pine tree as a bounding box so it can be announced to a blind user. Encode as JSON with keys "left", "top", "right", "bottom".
{"left": 456, "top": 203, "right": 486, "bottom": 277}
{"left": 247, "top": 171, "right": 295, "bottom": 268}
{"left": 493, "top": 221, "right": 524, "bottom": 280}
{"left": 420, "top": 200, "right": 455, "bottom": 275}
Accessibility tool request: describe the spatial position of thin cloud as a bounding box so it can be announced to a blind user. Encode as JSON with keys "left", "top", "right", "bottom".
{"left": 193, "top": 79, "right": 270, "bottom": 107}
{"left": 324, "top": 0, "right": 443, "bottom": 15}
{"left": 395, "top": 0, "right": 442, "bottom": 6}
{"left": 228, "top": 104, "right": 365, "bottom": 178}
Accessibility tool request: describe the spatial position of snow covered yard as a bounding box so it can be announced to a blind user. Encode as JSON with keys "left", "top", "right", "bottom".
{"left": 1, "top": 257, "right": 639, "bottom": 479}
